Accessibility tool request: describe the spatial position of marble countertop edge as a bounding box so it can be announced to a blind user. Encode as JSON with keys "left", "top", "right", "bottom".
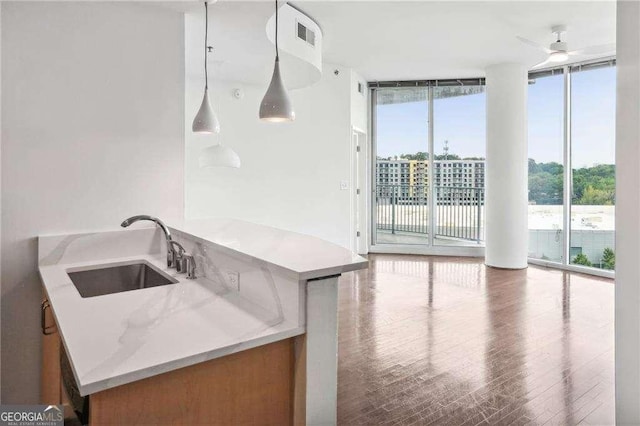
{"left": 169, "top": 219, "right": 369, "bottom": 281}
{"left": 78, "top": 324, "right": 305, "bottom": 396}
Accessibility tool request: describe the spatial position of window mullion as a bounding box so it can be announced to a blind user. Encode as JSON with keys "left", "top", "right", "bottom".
{"left": 428, "top": 85, "right": 435, "bottom": 246}
{"left": 563, "top": 67, "right": 572, "bottom": 266}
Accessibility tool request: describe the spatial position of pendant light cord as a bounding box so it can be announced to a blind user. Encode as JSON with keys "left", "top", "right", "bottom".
{"left": 275, "top": 0, "right": 279, "bottom": 60}
{"left": 204, "top": 1, "right": 209, "bottom": 89}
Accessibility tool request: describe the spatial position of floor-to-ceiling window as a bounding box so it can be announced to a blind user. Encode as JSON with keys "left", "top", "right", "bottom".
{"left": 371, "top": 81, "right": 486, "bottom": 250}
{"left": 433, "top": 85, "right": 486, "bottom": 246}
{"left": 528, "top": 72, "right": 565, "bottom": 263}
{"left": 570, "top": 65, "right": 616, "bottom": 270}
{"left": 527, "top": 60, "right": 615, "bottom": 274}
{"left": 371, "top": 62, "right": 615, "bottom": 274}
{"left": 374, "top": 88, "right": 429, "bottom": 245}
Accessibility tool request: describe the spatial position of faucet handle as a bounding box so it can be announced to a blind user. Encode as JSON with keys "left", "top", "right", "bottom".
{"left": 175, "top": 252, "right": 196, "bottom": 278}
{"left": 167, "top": 241, "right": 195, "bottom": 277}
{"left": 183, "top": 254, "right": 196, "bottom": 279}
{"left": 168, "top": 241, "right": 186, "bottom": 269}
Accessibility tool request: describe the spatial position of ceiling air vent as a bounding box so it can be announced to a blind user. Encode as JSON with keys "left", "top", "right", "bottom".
{"left": 297, "top": 21, "right": 316, "bottom": 47}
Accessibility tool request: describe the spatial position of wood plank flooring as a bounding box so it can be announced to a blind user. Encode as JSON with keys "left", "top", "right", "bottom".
{"left": 337, "top": 255, "right": 614, "bottom": 425}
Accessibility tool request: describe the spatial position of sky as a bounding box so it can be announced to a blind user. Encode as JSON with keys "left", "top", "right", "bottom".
{"left": 376, "top": 66, "right": 616, "bottom": 168}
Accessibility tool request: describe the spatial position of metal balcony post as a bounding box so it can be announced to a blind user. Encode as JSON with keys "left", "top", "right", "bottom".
{"left": 477, "top": 188, "right": 482, "bottom": 243}
{"left": 391, "top": 186, "right": 396, "bottom": 235}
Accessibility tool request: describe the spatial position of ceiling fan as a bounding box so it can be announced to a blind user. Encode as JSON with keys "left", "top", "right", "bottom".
{"left": 517, "top": 25, "right": 615, "bottom": 69}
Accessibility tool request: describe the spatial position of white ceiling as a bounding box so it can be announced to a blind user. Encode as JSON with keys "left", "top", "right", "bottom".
{"left": 179, "top": 1, "right": 321, "bottom": 88}
{"left": 164, "top": 0, "right": 616, "bottom": 83}
{"left": 298, "top": 1, "right": 616, "bottom": 81}
{"left": 179, "top": 1, "right": 276, "bottom": 85}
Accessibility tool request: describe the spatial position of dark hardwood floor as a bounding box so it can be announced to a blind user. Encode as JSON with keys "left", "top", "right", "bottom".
{"left": 337, "top": 254, "right": 614, "bottom": 425}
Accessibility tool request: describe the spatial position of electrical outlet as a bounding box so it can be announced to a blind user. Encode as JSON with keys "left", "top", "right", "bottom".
{"left": 226, "top": 271, "right": 240, "bottom": 291}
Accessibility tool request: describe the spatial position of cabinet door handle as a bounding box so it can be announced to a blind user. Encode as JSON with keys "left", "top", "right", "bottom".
{"left": 41, "top": 300, "right": 56, "bottom": 335}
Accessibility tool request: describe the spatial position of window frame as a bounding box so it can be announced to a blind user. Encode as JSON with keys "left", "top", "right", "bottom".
{"left": 367, "top": 58, "right": 616, "bottom": 277}
{"left": 528, "top": 58, "right": 616, "bottom": 278}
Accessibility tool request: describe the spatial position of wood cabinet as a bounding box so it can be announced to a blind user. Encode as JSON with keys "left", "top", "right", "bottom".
{"left": 42, "top": 286, "right": 302, "bottom": 425}
{"left": 90, "top": 339, "right": 294, "bottom": 425}
{"left": 41, "top": 291, "right": 75, "bottom": 420}
{"left": 41, "top": 291, "right": 61, "bottom": 404}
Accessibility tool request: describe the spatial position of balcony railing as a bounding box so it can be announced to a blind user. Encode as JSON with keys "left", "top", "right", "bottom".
{"left": 377, "top": 184, "right": 429, "bottom": 234}
{"left": 376, "top": 185, "right": 485, "bottom": 243}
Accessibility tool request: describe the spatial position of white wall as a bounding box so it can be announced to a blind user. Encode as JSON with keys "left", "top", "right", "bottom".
{"left": 186, "top": 69, "right": 354, "bottom": 248}
{"left": 616, "top": 0, "right": 640, "bottom": 422}
{"left": 185, "top": 9, "right": 364, "bottom": 249}
{"left": 1, "top": 2, "right": 184, "bottom": 403}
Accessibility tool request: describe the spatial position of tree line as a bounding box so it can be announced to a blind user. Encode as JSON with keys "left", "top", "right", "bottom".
{"left": 377, "top": 152, "right": 485, "bottom": 161}
{"left": 528, "top": 159, "right": 615, "bottom": 206}
{"left": 376, "top": 155, "right": 615, "bottom": 206}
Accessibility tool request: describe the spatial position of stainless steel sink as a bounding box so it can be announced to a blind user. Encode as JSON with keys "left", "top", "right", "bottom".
{"left": 68, "top": 261, "right": 178, "bottom": 298}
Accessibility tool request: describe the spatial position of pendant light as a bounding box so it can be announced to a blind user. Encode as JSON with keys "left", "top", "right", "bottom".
{"left": 259, "top": 0, "right": 295, "bottom": 122}
{"left": 192, "top": 1, "right": 220, "bottom": 134}
{"left": 200, "top": 144, "right": 241, "bottom": 169}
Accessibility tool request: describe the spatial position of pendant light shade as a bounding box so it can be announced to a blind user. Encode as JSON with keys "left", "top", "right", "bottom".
{"left": 199, "top": 144, "right": 241, "bottom": 169}
{"left": 259, "top": 58, "right": 295, "bottom": 122}
{"left": 193, "top": 88, "right": 220, "bottom": 133}
{"left": 260, "top": 0, "right": 295, "bottom": 122}
{"left": 192, "top": 2, "right": 220, "bottom": 134}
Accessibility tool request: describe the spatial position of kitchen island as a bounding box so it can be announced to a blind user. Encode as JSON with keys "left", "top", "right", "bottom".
{"left": 38, "top": 218, "right": 368, "bottom": 425}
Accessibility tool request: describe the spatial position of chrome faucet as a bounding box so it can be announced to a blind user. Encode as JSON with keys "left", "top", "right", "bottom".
{"left": 120, "top": 215, "right": 177, "bottom": 268}
{"left": 120, "top": 215, "right": 196, "bottom": 278}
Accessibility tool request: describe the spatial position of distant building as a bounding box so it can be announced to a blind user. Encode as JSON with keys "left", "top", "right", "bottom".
{"left": 376, "top": 158, "right": 485, "bottom": 205}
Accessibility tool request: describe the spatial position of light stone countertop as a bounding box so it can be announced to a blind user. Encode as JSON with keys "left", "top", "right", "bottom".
{"left": 170, "top": 218, "right": 369, "bottom": 281}
{"left": 38, "top": 220, "right": 368, "bottom": 396}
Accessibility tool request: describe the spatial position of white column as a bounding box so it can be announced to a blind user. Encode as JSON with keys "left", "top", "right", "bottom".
{"left": 305, "top": 276, "right": 339, "bottom": 425}
{"left": 616, "top": 1, "right": 640, "bottom": 423}
{"left": 485, "top": 63, "right": 528, "bottom": 269}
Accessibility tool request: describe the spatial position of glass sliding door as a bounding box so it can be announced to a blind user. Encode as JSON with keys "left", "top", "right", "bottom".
{"left": 528, "top": 73, "right": 565, "bottom": 263}
{"left": 372, "top": 82, "right": 486, "bottom": 250}
{"left": 570, "top": 66, "right": 616, "bottom": 270}
{"left": 374, "top": 88, "right": 429, "bottom": 245}
{"left": 433, "top": 85, "right": 486, "bottom": 246}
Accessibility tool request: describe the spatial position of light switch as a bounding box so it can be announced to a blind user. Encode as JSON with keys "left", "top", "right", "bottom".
{"left": 340, "top": 181, "right": 349, "bottom": 190}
